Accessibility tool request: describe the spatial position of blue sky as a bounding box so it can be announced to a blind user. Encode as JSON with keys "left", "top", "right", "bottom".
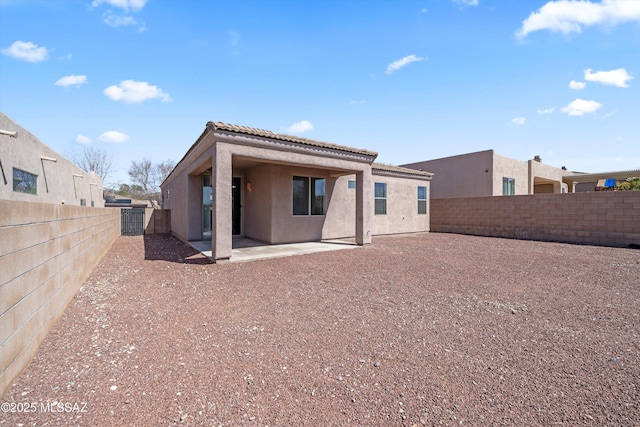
{"left": 1, "top": 0, "right": 639, "bottom": 186}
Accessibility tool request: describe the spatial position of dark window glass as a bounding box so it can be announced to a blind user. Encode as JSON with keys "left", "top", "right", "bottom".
{"left": 13, "top": 168, "right": 37, "bottom": 194}
{"left": 311, "top": 178, "right": 326, "bottom": 215}
{"left": 374, "top": 182, "right": 387, "bottom": 215}
{"left": 292, "top": 176, "right": 309, "bottom": 215}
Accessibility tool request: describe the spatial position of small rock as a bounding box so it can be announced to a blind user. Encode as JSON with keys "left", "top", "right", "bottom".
{"left": 374, "top": 361, "right": 381, "bottom": 367}
{"left": 610, "top": 357, "right": 618, "bottom": 363}
{"left": 110, "top": 385, "right": 117, "bottom": 391}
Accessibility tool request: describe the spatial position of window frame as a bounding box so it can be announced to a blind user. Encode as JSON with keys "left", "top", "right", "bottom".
{"left": 417, "top": 185, "right": 428, "bottom": 215}
{"left": 12, "top": 168, "right": 38, "bottom": 195}
{"left": 292, "top": 175, "right": 326, "bottom": 216}
{"left": 502, "top": 177, "right": 515, "bottom": 196}
{"left": 374, "top": 182, "right": 387, "bottom": 215}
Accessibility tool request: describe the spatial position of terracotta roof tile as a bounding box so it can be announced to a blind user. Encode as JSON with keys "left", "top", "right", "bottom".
{"left": 373, "top": 163, "right": 434, "bottom": 178}
{"left": 208, "top": 121, "right": 378, "bottom": 158}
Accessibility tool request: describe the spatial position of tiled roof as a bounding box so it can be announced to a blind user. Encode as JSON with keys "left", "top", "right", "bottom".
{"left": 373, "top": 163, "right": 434, "bottom": 178}
{"left": 208, "top": 121, "right": 378, "bottom": 158}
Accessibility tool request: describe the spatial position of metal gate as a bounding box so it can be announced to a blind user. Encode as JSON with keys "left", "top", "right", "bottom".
{"left": 121, "top": 208, "right": 145, "bottom": 236}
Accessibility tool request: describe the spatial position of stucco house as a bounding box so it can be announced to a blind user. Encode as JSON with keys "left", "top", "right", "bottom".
{"left": 0, "top": 112, "right": 104, "bottom": 207}
{"left": 402, "top": 149, "right": 570, "bottom": 199}
{"left": 161, "top": 122, "right": 433, "bottom": 263}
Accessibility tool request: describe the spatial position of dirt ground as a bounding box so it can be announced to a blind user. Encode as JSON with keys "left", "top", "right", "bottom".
{"left": 1, "top": 233, "right": 639, "bottom": 426}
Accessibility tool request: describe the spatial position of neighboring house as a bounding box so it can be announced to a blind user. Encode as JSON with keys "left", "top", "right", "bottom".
{"left": 563, "top": 170, "right": 640, "bottom": 193}
{"left": 401, "top": 149, "right": 570, "bottom": 199}
{"left": 0, "top": 112, "right": 104, "bottom": 207}
{"left": 161, "top": 122, "right": 433, "bottom": 262}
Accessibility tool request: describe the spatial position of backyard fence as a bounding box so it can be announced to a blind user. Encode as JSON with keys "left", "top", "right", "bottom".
{"left": 430, "top": 191, "right": 640, "bottom": 248}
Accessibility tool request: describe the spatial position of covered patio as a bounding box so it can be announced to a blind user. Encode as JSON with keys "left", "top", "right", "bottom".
{"left": 189, "top": 236, "right": 359, "bottom": 263}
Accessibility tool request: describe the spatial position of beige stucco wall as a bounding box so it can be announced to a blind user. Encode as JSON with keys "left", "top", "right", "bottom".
{"left": 493, "top": 153, "right": 530, "bottom": 196}
{"left": 431, "top": 191, "right": 640, "bottom": 247}
{"left": 0, "top": 113, "right": 104, "bottom": 207}
{"left": 0, "top": 201, "right": 120, "bottom": 397}
{"left": 528, "top": 160, "right": 569, "bottom": 194}
{"left": 402, "top": 150, "right": 493, "bottom": 199}
{"left": 243, "top": 163, "right": 273, "bottom": 242}
{"left": 403, "top": 150, "right": 569, "bottom": 198}
{"left": 372, "top": 175, "right": 430, "bottom": 235}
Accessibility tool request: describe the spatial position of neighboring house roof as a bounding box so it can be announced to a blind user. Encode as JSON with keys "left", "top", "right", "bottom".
{"left": 372, "top": 163, "right": 434, "bottom": 180}
{"left": 208, "top": 121, "right": 378, "bottom": 158}
{"left": 564, "top": 169, "right": 640, "bottom": 183}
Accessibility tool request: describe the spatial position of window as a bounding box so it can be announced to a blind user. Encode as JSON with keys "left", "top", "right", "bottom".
{"left": 374, "top": 182, "right": 387, "bottom": 215}
{"left": 80, "top": 199, "right": 86, "bottom": 206}
{"left": 293, "top": 176, "right": 326, "bottom": 215}
{"left": 348, "top": 180, "right": 356, "bottom": 189}
{"left": 502, "top": 177, "right": 515, "bottom": 196}
{"left": 417, "top": 186, "right": 427, "bottom": 215}
{"left": 13, "top": 168, "right": 37, "bottom": 194}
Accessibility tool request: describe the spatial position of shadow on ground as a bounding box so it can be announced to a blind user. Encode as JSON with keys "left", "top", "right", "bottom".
{"left": 143, "top": 234, "right": 211, "bottom": 264}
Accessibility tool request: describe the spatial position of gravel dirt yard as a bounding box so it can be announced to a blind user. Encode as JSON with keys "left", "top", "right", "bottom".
{"left": 1, "top": 233, "right": 639, "bottom": 426}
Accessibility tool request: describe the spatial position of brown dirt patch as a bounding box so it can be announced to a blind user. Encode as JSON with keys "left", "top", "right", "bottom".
{"left": 2, "top": 233, "right": 639, "bottom": 426}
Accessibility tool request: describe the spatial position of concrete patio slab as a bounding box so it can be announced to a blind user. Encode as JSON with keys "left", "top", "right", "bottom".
{"left": 189, "top": 237, "right": 359, "bottom": 263}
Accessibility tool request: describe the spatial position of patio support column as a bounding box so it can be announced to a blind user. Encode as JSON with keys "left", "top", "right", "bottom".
{"left": 355, "top": 166, "right": 372, "bottom": 246}
{"left": 212, "top": 144, "right": 233, "bottom": 262}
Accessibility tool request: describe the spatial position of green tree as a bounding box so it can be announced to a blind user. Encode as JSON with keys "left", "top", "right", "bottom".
{"left": 617, "top": 177, "right": 640, "bottom": 191}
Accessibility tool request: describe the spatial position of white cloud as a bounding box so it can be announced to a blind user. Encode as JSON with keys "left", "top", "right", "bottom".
{"left": 104, "top": 12, "right": 138, "bottom": 27}
{"left": 55, "top": 74, "right": 87, "bottom": 88}
{"left": 104, "top": 80, "right": 172, "bottom": 103}
{"left": 561, "top": 99, "right": 602, "bottom": 116}
{"left": 76, "top": 135, "right": 92, "bottom": 144}
{"left": 537, "top": 107, "right": 555, "bottom": 115}
{"left": 1, "top": 41, "right": 49, "bottom": 62}
{"left": 584, "top": 68, "right": 633, "bottom": 87}
{"left": 99, "top": 131, "right": 130, "bottom": 143}
{"left": 420, "top": 8, "right": 428, "bottom": 14}
{"left": 453, "top": 0, "right": 479, "bottom": 6}
{"left": 512, "top": 117, "right": 526, "bottom": 125}
{"left": 516, "top": 0, "right": 640, "bottom": 39}
{"left": 91, "top": 0, "right": 147, "bottom": 12}
{"left": 569, "top": 80, "right": 586, "bottom": 90}
{"left": 385, "top": 54, "right": 425, "bottom": 75}
{"left": 285, "top": 120, "right": 314, "bottom": 134}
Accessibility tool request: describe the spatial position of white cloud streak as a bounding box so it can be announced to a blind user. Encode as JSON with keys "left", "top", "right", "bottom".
{"left": 104, "top": 12, "right": 138, "bottom": 27}
{"left": 99, "top": 131, "right": 130, "bottom": 143}
{"left": 584, "top": 68, "right": 633, "bottom": 87}
{"left": 385, "top": 54, "right": 425, "bottom": 75}
{"left": 512, "top": 117, "right": 526, "bottom": 125}
{"left": 452, "top": 0, "right": 479, "bottom": 7}
{"left": 516, "top": 0, "right": 640, "bottom": 39}
{"left": 55, "top": 74, "right": 87, "bottom": 88}
{"left": 537, "top": 107, "right": 555, "bottom": 115}
{"left": 76, "top": 135, "right": 92, "bottom": 144}
{"left": 561, "top": 99, "right": 602, "bottom": 116}
{"left": 1, "top": 40, "right": 49, "bottom": 62}
{"left": 286, "top": 120, "right": 314, "bottom": 134}
{"left": 104, "top": 80, "right": 172, "bottom": 103}
{"left": 569, "top": 80, "right": 586, "bottom": 90}
{"left": 91, "top": 0, "right": 147, "bottom": 12}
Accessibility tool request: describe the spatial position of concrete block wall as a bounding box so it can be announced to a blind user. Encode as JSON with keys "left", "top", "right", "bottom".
{"left": 143, "top": 208, "right": 171, "bottom": 234}
{"left": 431, "top": 191, "right": 640, "bottom": 247}
{"left": 0, "top": 200, "right": 120, "bottom": 397}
